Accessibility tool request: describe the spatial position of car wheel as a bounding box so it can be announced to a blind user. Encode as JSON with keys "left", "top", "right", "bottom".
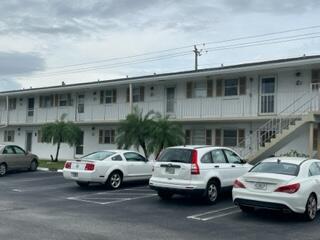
{"left": 0, "top": 163, "right": 7, "bottom": 177}
{"left": 108, "top": 171, "right": 122, "bottom": 189}
{"left": 205, "top": 180, "right": 220, "bottom": 204}
{"left": 76, "top": 181, "right": 89, "bottom": 187}
{"left": 304, "top": 194, "right": 317, "bottom": 221}
{"left": 157, "top": 191, "right": 173, "bottom": 200}
{"left": 29, "top": 160, "right": 38, "bottom": 171}
{"left": 239, "top": 205, "right": 255, "bottom": 213}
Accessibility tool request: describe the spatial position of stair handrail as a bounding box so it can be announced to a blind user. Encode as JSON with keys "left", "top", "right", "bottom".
{"left": 236, "top": 88, "right": 319, "bottom": 158}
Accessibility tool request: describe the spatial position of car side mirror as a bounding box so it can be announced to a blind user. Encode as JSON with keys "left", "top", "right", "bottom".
{"left": 240, "top": 159, "right": 247, "bottom": 164}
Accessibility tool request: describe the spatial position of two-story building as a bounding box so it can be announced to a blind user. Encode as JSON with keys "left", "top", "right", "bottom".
{"left": 1, "top": 55, "right": 320, "bottom": 162}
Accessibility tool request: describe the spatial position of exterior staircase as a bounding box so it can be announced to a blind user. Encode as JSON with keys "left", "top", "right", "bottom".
{"left": 237, "top": 86, "right": 320, "bottom": 164}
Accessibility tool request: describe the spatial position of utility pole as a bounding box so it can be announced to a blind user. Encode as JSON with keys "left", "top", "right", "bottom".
{"left": 193, "top": 44, "right": 207, "bottom": 71}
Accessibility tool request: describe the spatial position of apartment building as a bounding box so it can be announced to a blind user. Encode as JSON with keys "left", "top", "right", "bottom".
{"left": 1, "top": 55, "right": 320, "bottom": 161}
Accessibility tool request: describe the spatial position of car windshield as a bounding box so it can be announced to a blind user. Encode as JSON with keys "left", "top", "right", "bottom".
{"left": 81, "top": 151, "right": 115, "bottom": 161}
{"left": 157, "top": 149, "right": 192, "bottom": 163}
{"left": 250, "top": 162, "right": 299, "bottom": 176}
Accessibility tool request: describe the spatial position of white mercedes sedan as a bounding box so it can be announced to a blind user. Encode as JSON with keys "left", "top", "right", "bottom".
{"left": 63, "top": 150, "right": 153, "bottom": 189}
{"left": 233, "top": 157, "right": 320, "bottom": 221}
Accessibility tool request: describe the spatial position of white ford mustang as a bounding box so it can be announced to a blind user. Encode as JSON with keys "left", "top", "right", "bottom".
{"left": 232, "top": 157, "right": 320, "bottom": 221}
{"left": 63, "top": 150, "right": 153, "bottom": 189}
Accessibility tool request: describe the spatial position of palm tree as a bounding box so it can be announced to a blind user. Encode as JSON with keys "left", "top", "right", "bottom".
{"left": 116, "top": 106, "right": 155, "bottom": 158}
{"left": 148, "top": 114, "right": 184, "bottom": 158}
{"left": 41, "top": 114, "right": 82, "bottom": 162}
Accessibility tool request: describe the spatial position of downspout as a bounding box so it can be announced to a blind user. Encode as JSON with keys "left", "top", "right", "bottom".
{"left": 0, "top": 96, "right": 9, "bottom": 129}
{"left": 129, "top": 83, "right": 133, "bottom": 113}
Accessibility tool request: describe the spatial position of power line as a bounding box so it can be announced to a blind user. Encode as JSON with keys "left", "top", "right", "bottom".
{"left": 23, "top": 31, "right": 320, "bottom": 79}
{"left": 42, "top": 25, "right": 320, "bottom": 71}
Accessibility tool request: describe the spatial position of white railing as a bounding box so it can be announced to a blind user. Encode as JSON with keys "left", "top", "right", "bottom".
{"left": 237, "top": 84, "right": 320, "bottom": 159}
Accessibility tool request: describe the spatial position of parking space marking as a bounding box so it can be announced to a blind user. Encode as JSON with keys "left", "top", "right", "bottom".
{"left": 67, "top": 187, "right": 157, "bottom": 205}
{"left": 187, "top": 206, "right": 241, "bottom": 221}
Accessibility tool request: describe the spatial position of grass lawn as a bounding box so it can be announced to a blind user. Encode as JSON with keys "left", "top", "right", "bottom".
{"left": 38, "top": 159, "right": 66, "bottom": 170}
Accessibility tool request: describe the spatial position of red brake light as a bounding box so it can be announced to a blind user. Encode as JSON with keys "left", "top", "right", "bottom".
{"left": 64, "top": 162, "right": 71, "bottom": 169}
{"left": 233, "top": 179, "right": 246, "bottom": 189}
{"left": 191, "top": 150, "right": 200, "bottom": 175}
{"left": 274, "top": 183, "right": 300, "bottom": 194}
{"left": 85, "top": 163, "right": 95, "bottom": 171}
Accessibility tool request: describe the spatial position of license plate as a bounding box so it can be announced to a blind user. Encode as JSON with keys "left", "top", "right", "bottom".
{"left": 71, "top": 172, "right": 78, "bottom": 177}
{"left": 254, "top": 182, "right": 267, "bottom": 190}
{"left": 165, "top": 167, "right": 175, "bottom": 174}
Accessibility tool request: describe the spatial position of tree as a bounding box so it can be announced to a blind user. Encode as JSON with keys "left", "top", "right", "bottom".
{"left": 41, "top": 114, "right": 82, "bottom": 162}
{"left": 148, "top": 114, "right": 184, "bottom": 158}
{"left": 116, "top": 106, "right": 155, "bottom": 158}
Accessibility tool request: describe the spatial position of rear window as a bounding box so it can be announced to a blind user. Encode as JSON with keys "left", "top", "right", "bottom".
{"left": 250, "top": 162, "right": 299, "bottom": 176}
{"left": 157, "top": 149, "right": 192, "bottom": 163}
{"left": 81, "top": 151, "right": 115, "bottom": 161}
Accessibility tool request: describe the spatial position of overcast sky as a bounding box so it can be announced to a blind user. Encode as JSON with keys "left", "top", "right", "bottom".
{"left": 1, "top": 0, "right": 320, "bottom": 91}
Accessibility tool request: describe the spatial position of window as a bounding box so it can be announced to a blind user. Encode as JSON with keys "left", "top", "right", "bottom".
{"left": 75, "top": 131, "right": 84, "bottom": 155}
{"left": 4, "top": 130, "right": 15, "bottom": 142}
{"left": 59, "top": 94, "right": 72, "bottom": 106}
{"left": 223, "top": 130, "right": 237, "bottom": 147}
{"left": 99, "top": 129, "right": 115, "bottom": 144}
{"left": 312, "top": 69, "right": 320, "bottom": 83}
{"left": 309, "top": 162, "right": 320, "bottom": 176}
{"left": 3, "top": 146, "right": 15, "bottom": 154}
{"left": 201, "top": 152, "right": 212, "bottom": 163}
{"left": 77, "top": 94, "right": 85, "bottom": 113}
{"left": 8, "top": 98, "right": 16, "bottom": 110}
{"left": 224, "top": 79, "right": 238, "bottom": 96}
{"left": 82, "top": 151, "right": 115, "bottom": 161}
{"left": 13, "top": 146, "right": 25, "bottom": 154}
{"left": 216, "top": 77, "right": 246, "bottom": 97}
{"left": 100, "top": 89, "right": 117, "bottom": 104}
{"left": 205, "top": 129, "right": 212, "bottom": 145}
{"left": 185, "top": 129, "right": 191, "bottom": 145}
{"left": 126, "top": 86, "right": 144, "bottom": 102}
{"left": 124, "top": 152, "right": 145, "bottom": 162}
{"left": 215, "top": 129, "right": 245, "bottom": 147}
{"left": 157, "top": 149, "right": 192, "bottom": 163}
{"left": 186, "top": 80, "right": 213, "bottom": 98}
{"left": 39, "top": 95, "right": 54, "bottom": 108}
{"left": 251, "top": 162, "right": 299, "bottom": 176}
{"left": 211, "top": 149, "right": 227, "bottom": 163}
{"left": 224, "top": 149, "right": 242, "bottom": 164}
{"left": 111, "top": 155, "right": 123, "bottom": 161}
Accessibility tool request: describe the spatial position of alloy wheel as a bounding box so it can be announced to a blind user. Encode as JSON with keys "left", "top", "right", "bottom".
{"left": 110, "top": 173, "right": 121, "bottom": 189}
{"left": 207, "top": 182, "right": 218, "bottom": 202}
{"left": 307, "top": 195, "right": 317, "bottom": 220}
{"left": 0, "top": 164, "right": 7, "bottom": 176}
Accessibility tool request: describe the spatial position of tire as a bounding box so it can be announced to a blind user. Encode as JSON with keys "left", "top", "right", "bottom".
{"left": 157, "top": 191, "right": 173, "bottom": 200}
{"left": 107, "top": 171, "right": 123, "bottom": 190}
{"left": 304, "top": 194, "right": 318, "bottom": 221}
{"left": 204, "top": 180, "right": 220, "bottom": 204}
{"left": 29, "top": 160, "right": 38, "bottom": 171}
{"left": 239, "top": 205, "right": 255, "bottom": 213}
{"left": 0, "top": 163, "right": 7, "bottom": 177}
{"left": 76, "top": 181, "right": 89, "bottom": 187}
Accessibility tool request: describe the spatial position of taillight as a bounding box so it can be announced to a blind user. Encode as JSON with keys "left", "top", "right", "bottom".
{"left": 191, "top": 150, "right": 200, "bottom": 175}
{"left": 274, "top": 183, "right": 300, "bottom": 194}
{"left": 85, "top": 163, "right": 95, "bottom": 171}
{"left": 233, "top": 179, "right": 246, "bottom": 189}
{"left": 64, "top": 162, "right": 71, "bottom": 169}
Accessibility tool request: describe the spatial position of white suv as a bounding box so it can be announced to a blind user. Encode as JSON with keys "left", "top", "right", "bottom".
{"left": 149, "top": 146, "right": 252, "bottom": 203}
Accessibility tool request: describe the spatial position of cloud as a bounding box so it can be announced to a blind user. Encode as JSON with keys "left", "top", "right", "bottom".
{"left": 0, "top": 78, "right": 22, "bottom": 91}
{"left": 0, "top": 52, "right": 45, "bottom": 75}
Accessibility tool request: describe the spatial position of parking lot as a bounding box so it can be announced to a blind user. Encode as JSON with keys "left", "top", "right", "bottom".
{"left": 0, "top": 171, "right": 319, "bottom": 240}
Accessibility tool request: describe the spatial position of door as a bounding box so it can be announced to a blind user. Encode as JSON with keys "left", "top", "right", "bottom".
{"left": 166, "top": 87, "right": 176, "bottom": 114}
{"left": 223, "top": 149, "right": 249, "bottom": 182}
{"left": 124, "top": 152, "right": 151, "bottom": 178}
{"left": 27, "top": 98, "right": 35, "bottom": 122}
{"left": 259, "top": 76, "right": 276, "bottom": 114}
{"left": 75, "top": 131, "right": 84, "bottom": 155}
{"left": 77, "top": 94, "right": 85, "bottom": 121}
{"left": 26, "top": 132, "right": 33, "bottom": 153}
{"left": 209, "top": 149, "right": 233, "bottom": 187}
{"left": 12, "top": 145, "right": 29, "bottom": 168}
{"left": 2, "top": 146, "right": 19, "bottom": 169}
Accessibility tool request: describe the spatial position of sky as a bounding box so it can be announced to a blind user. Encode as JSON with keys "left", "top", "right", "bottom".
{"left": 1, "top": 0, "right": 320, "bottom": 91}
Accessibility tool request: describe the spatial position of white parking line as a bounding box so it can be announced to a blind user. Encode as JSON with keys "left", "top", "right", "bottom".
{"left": 187, "top": 206, "right": 241, "bottom": 221}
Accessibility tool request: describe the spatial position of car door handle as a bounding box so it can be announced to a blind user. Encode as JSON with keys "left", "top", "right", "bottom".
{"left": 214, "top": 165, "right": 220, "bottom": 168}
{"left": 231, "top": 165, "right": 236, "bottom": 168}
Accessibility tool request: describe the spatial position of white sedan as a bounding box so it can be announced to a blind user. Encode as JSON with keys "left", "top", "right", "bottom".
{"left": 233, "top": 157, "right": 320, "bottom": 221}
{"left": 63, "top": 150, "right": 153, "bottom": 189}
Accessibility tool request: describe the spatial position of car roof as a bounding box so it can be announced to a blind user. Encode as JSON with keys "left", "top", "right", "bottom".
{"left": 99, "top": 149, "right": 138, "bottom": 154}
{"left": 167, "top": 145, "right": 236, "bottom": 151}
{"left": 261, "top": 157, "right": 309, "bottom": 165}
